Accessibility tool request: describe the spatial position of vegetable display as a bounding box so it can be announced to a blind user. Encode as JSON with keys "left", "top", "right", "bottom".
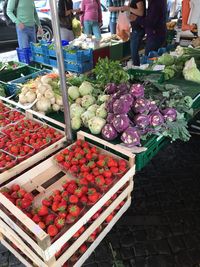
{"left": 18, "top": 73, "right": 63, "bottom": 113}
{"left": 101, "top": 82, "right": 192, "bottom": 144}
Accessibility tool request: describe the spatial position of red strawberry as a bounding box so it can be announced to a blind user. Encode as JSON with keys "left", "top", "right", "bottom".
{"left": 56, "top": 154, "right": 64, "bottom": 162}
{"left": 11, "top": 184, "right": 20, "bottom": 192}
{"left": 110, "top": 167, "right": 119, "bottom": 174}
{"left": 87, "top": 233, "right": 96, "bottom": 242}
{"left": 74, "top": 188, "right": 83, "bottom": 198}
{"left": 17, "top": 189, "right": 26, "bottom": 198}
{"left": 80, "top": 195, "right": 88, "bottom": 204}
{"left": 66, "top": 213, "right": 76, "bottom": 223}
{"left": 81, "top": 186, "right": 88, "bottom": 194}
{"left": 79, "top": 157, "right": 87, "bottom": 165}
{"left": 11, "top": 191, "right": 18, "bottom": 199}
{"left": 42, "top": 198, "right": 52, "bottom": 207}
{"left": 118, "top": 159, "right": 127, "bottom": 167}
{"left": 86, "top": 173, "right": 94, "bottom": 182}
{"left": 53, "top": 194, "right": 62, "bottom": 202}
{"left": 58, "top": 212, "right": 67, "bottom": 218}
{"left": 67, "top": 182, "right": 77, "bottom": 194}
{"left": 69, "top": 195, "right": 79, "bottom": 204}
{"left": 103, "top": 170, "right": 112, "bottom": 179}
{"left": 21, "top": 198, "right": 32, "bottom": 209}
{"left": 45, "top": 214, "right": 56, "bottom": 226}
{"left": 106, "top": 213, "right": 114, "bottom": 223}
{"left": 57, "top": 201, "right": 67, "bottom": 212}
{"left": 95, "top": 175, "right": 105, "bottom": 186}
{"left": 68, "top": 205, "right": 81, "bottom": 217}
{"left": 52, "top": 202, "right": 59, "bottom": 212}
{"left": 63, "top": 161, "right": 71, "bottom": 170}
{"left": 47, "top": 225, "right": 58, "bottom": 237}
{"left": 24, "top": 192, "right": 34, "bottom": 201}
{"left": 32, "top": 214, "right": 41, "bottom": 223}
{"left": 80, "top": 164, "right": 90, "bottom": 173}
{"left": 96, "top": 159, "right": 105, "bottom": 167}
{"left": 37, "top": 205, "right": 49, "bottom": 216}
{"left": 38, "top": 221, "right": 46, "bottom": 230}
{"left": 55, "top": 216, "right": 65, "bottom": 229}
{"left": 79, "top": 244, "right": 87, "bottom": 254}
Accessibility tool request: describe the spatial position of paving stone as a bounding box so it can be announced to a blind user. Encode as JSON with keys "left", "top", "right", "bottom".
{"left": 146, "top": 255, "right": 174, "bottom": 267}
{"left": 133, "top": 243, "right": 148, "bottom": 257}
{"left": 175, "top": 250, "right": 193, "bottom": 267}
{"left": 188, "top": 249, "right": 200, "bottom": 266}
{"left": 134, "top": 256, "right": 148, "bottom": 267}
{"left": 120, "top": 234, "right": 134, "bottom": 248}
{"left": 133, "top": 230, "right": 147, "bottom": 242}
{"left": 9, "top": 254, "right": 22, "bottom": 266}
{"left": 154, "top": 239, "right": 171, "bottom": 255}
{"left": 183, "top": 234, "right": 200, "bottom": 250}
{"left": 0, "top": 252, "right": 9, "bottom": 267}
{"left": 0, "top": 244, "right": 8, "bottom": 254}
{"left": 120, "top": 247, "right": 134, "bottom": 260}
{"left": 168, "top": 236, "right": 186, "bottom": 253}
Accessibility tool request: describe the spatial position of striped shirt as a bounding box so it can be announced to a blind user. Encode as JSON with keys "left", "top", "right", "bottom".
{"left": 106, "top": 0, "right": 126, "bottom": 23}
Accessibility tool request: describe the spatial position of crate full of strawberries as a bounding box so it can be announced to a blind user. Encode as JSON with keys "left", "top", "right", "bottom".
{"left": 0, "top": 131, "right": 135, "bottom": 267}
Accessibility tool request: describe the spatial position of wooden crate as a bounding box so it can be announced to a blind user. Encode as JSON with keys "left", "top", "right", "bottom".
{"left": 0, "top": 98, "right": 66, "bottom": 185}
{"left": 0, "top": 131, "right": 135, "bottom": 267}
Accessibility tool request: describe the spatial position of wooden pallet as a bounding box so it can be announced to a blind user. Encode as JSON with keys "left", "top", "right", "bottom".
{"left": 0, "top": 100, "right": 66, "bottom": 185}
{"left": 0, "top": 131, "right": 135, "bottom": 266}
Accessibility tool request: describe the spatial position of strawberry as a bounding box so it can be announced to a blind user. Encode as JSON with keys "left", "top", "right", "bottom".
{"left": 68, "top": 205, "right": 81, "bottom": 217}
{"left": 32, "top": 214, "right": 41, "bottom": 223}
{"left": 66, "top": 213, "right": 76, "bottom": 223}
{"left": 88, "top": 192, "right": 99, "bottom": 203}
{"left": 87, "top": 161, "right": 96, "bottom": 169}
{"left": 11, "top": 184, "right": 20, "bottom": 192}
{"left": 61, "top": 191, "right": 69, "bottom": 199}
{"left": 42, "top": 198, "right": 52, "bottom": 207}
{"left": 103, "top": 170, "right": 112, "bottom": 179}
{"left": 55, "top": 154, "right": 64, "bottom": 162}
{"left": 87, "top": 233, "right": 96, "bottom": 242}
{"left": 53, "top": 189, "right": 61, "bottom": 195}
{"left": 47, "top": 225, "right": 58, "bottom": 237}
{"left": 53, "top": 194, "right": 62, "bottom": 202}
{"left": 52, "top": 202, "right": 59, "bottom": 212}
{"left": 118, "top": 159, "right": 127, "bottom": 167}
{"left": 86, "top": 153, "right": 92, "bottom": 160}
{"left": 71, "top": 158, "right": 79, "bottom": 165}
{"left": 106, "top": 213, "right": 114, "bottom": 223}
{"left": 96, "top": 159, "right": 105, "bottom": 167}
{"left": 105, "top": 177, "right": 113, "bottom": 185}
{"left": 110, "top": 166, "right": 119, "bottom": 174}
{"left": 21, "top": 198, "right": 32, "bottom": 209}
{"left": 92, "top": 167, "right": 100, "bottom": 176}
{"left": 58, "top": 212, "right": 67, "bottom": 218}
{"left": 82, "top": 141, "right": 89, "bottom": 148}
{"left": 74, "top": 188, "right": 83, "bottom": 198}
{"left": 37, "top": 205, "right": 49, "bottom": 216}
{"left": 81, "top": 186, "right": 88, "bottom": 194}
{"left": 107, "top": 159, "right": 118, "bottom": 168}
{"left": 69, "top": 195, "right": 79, "bottom": 204}
{"left": 55, "top": 216, "right": 65, "bottom": 229}
{"left": 24, "top": 192, "right": 34, "bottom": 201}
{"left": 79, "top": 157, "right": 87, "bottom": 165}
{"left": 17, "top": 189, "right": 26, "bottom": 198}
{"left": 80, "top": 195, "right": 88, "bottom": 204}
{"left": 38, "top": 221, "right": 46, "bottom": 230}
{"left": 11, "top": 191, "right": 18, "bottom": 199}
{"left": 57, "top": 201, "right": 67, "bottom": 212}
{"left": 79, "top": 244, "right": 87, "bottom": 254}
{"left": 70, "top": 165, "right": 79, "bottom": 173}
{"left": 45, "top": 214, "right": 56, "bottom": 226}
{"left": 95, "top": 175, "right": 105, "bottom": 187}
{"left": 80, "top": 164, "right": 90, "bottom": 173}
{"left": 86, "top": 173, "right": 94, "bottom": 182}
{"left": 76, "top": 140, "right": 82, "bottom": 146}
{"left": 62, "top": 148, "right": 70, "bottom": 155}
{"left": 63, "top": 161, "right": 71, "bottom": 170}
{"left": 67, "top": 182, "right": 77, "bottom": 194}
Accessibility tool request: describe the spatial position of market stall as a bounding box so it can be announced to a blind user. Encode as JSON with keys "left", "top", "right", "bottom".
{"left": 0, "top": 0, "right": 200, "bottom": 266}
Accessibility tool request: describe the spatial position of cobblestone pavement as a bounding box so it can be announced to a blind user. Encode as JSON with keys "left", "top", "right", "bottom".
{"left": 0, "top": 134, "right": 200, "bottom": 267}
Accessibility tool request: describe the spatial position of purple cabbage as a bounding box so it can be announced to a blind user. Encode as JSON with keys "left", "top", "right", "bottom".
{"left": 105, "top": 99, "right": 114, "bottom": 113}
{"left": 134, "top": 114, "right": 150, "bottom": 129}
{"left": 117, "top": 83, "right": 129, "bottom": 94}
{"left": 130, "top": 84, "right": 144, "bottom": 98}
{"left": 132, "top": 98, "right": 149, "bottom": 114}
{"left": 106, "top": 113, "right": 115, "bottom": 124}
{"left": 119, "top": 94, "right": 134, "bottom": 107}
{"left": 112, "top": 90, "right": 125, "bottom": 101}
{"left": 112, "top": 114, "right": 130, "bottom": 133}
{"left": 148, "top": 100, "right": 158, "bottom": 112}
{"left": 161, "top": 108, "right": 177, "bottom": 122}
{"left": 149, "top": 112, "right": 164, "bottom": 127}
{"left": 113, "top": 99, "right": 131, "bottom": 114}
{"left": 105, "top": 83, "right": 118, "bottom": 94}
{"left": 121, "top": 127, "right": 141, "bottom": 146}
{"left": 101, "top": 124, "right": 118, "bottom": 141}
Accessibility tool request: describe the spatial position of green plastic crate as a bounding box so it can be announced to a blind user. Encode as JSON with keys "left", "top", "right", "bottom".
{"left": 109, "top": 42, "right": 123, "bottom": 61}
{"left": 0, "top": 61, "right": 25, "bottom": 76}
{"left": 0, "top": 66, "right": 39, "bottom": 83}
{"left": 128, "top": 68, "right": 163, "bottom": 82}
{"left": 136, "top": 136, "right": 170, "bottom": 171}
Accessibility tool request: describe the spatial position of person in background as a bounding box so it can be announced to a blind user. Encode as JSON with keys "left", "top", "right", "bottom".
{"left": 129, "top": 0, "right": 146, "bottom": 65}
{"left": 58, "top": 0, "right": 80, "bottom": 41}
{"left": 131, "top": 0, "right": 167, "bottom": 55}
{"left": 6, "top": 0, "right": 43, "bottom": 48}
{"left": 81, "top": 0, "right": 102, "bottom": 40}
{"left": 107, "top": 0, "right": 129, "bottom": 34}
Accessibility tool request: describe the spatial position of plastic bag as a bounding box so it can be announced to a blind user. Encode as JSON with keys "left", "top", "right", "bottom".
{"left": 117, "top": 11, "right": 130, "bottom": 41}
{"left": 72, "top": 17, "right": 82, "bottom": 38}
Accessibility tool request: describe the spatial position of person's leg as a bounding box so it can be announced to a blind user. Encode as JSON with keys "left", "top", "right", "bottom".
{"left": 16, "top": 26, "right": 29, "bottom": 48}
{"left": 92, "top": 21, "right": 101, "bottom": 40}
{"left": 27, "top": 26, "right": 36, "bottom": 45}
{"left": 130, "top": 29, "right": 144, "bottom": 66}
{"left": 83, "top": 21, "right": 93, "bottom": 37}
{"left": 109, "top": 20, "right": 117, "bottom": 34}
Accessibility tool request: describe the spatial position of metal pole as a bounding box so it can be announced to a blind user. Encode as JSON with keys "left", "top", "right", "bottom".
{"left": 49, "top": 0, "right": 73, "bottom": 142}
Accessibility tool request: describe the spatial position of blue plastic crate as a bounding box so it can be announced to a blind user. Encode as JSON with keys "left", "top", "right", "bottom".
{"left": 30, "top": 42, "right": 48, "bottom": 55}
{"left": 63, "top": 48, "right": 93, "bottom": 63}
{"left": 64, "top": 61, "right": 93, "bottom": 73}
{"left": 32, "top": 54, "right": 50, "bottom": 65}
{"left": 158, "top": 47, "right": 167, "bottom": 56}
{"left": 16, "top": 48, "right": 32, "bottom": 64}
{"left": 148, "top": 51, "right": 158, "bottom": 58}
{"left": 49, "top": 58, "right": 57, "bottom": 68}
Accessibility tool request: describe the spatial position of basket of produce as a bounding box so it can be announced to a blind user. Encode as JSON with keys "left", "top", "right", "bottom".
{"left": 0, "top": 130, "right": 135, "bottom": 267}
